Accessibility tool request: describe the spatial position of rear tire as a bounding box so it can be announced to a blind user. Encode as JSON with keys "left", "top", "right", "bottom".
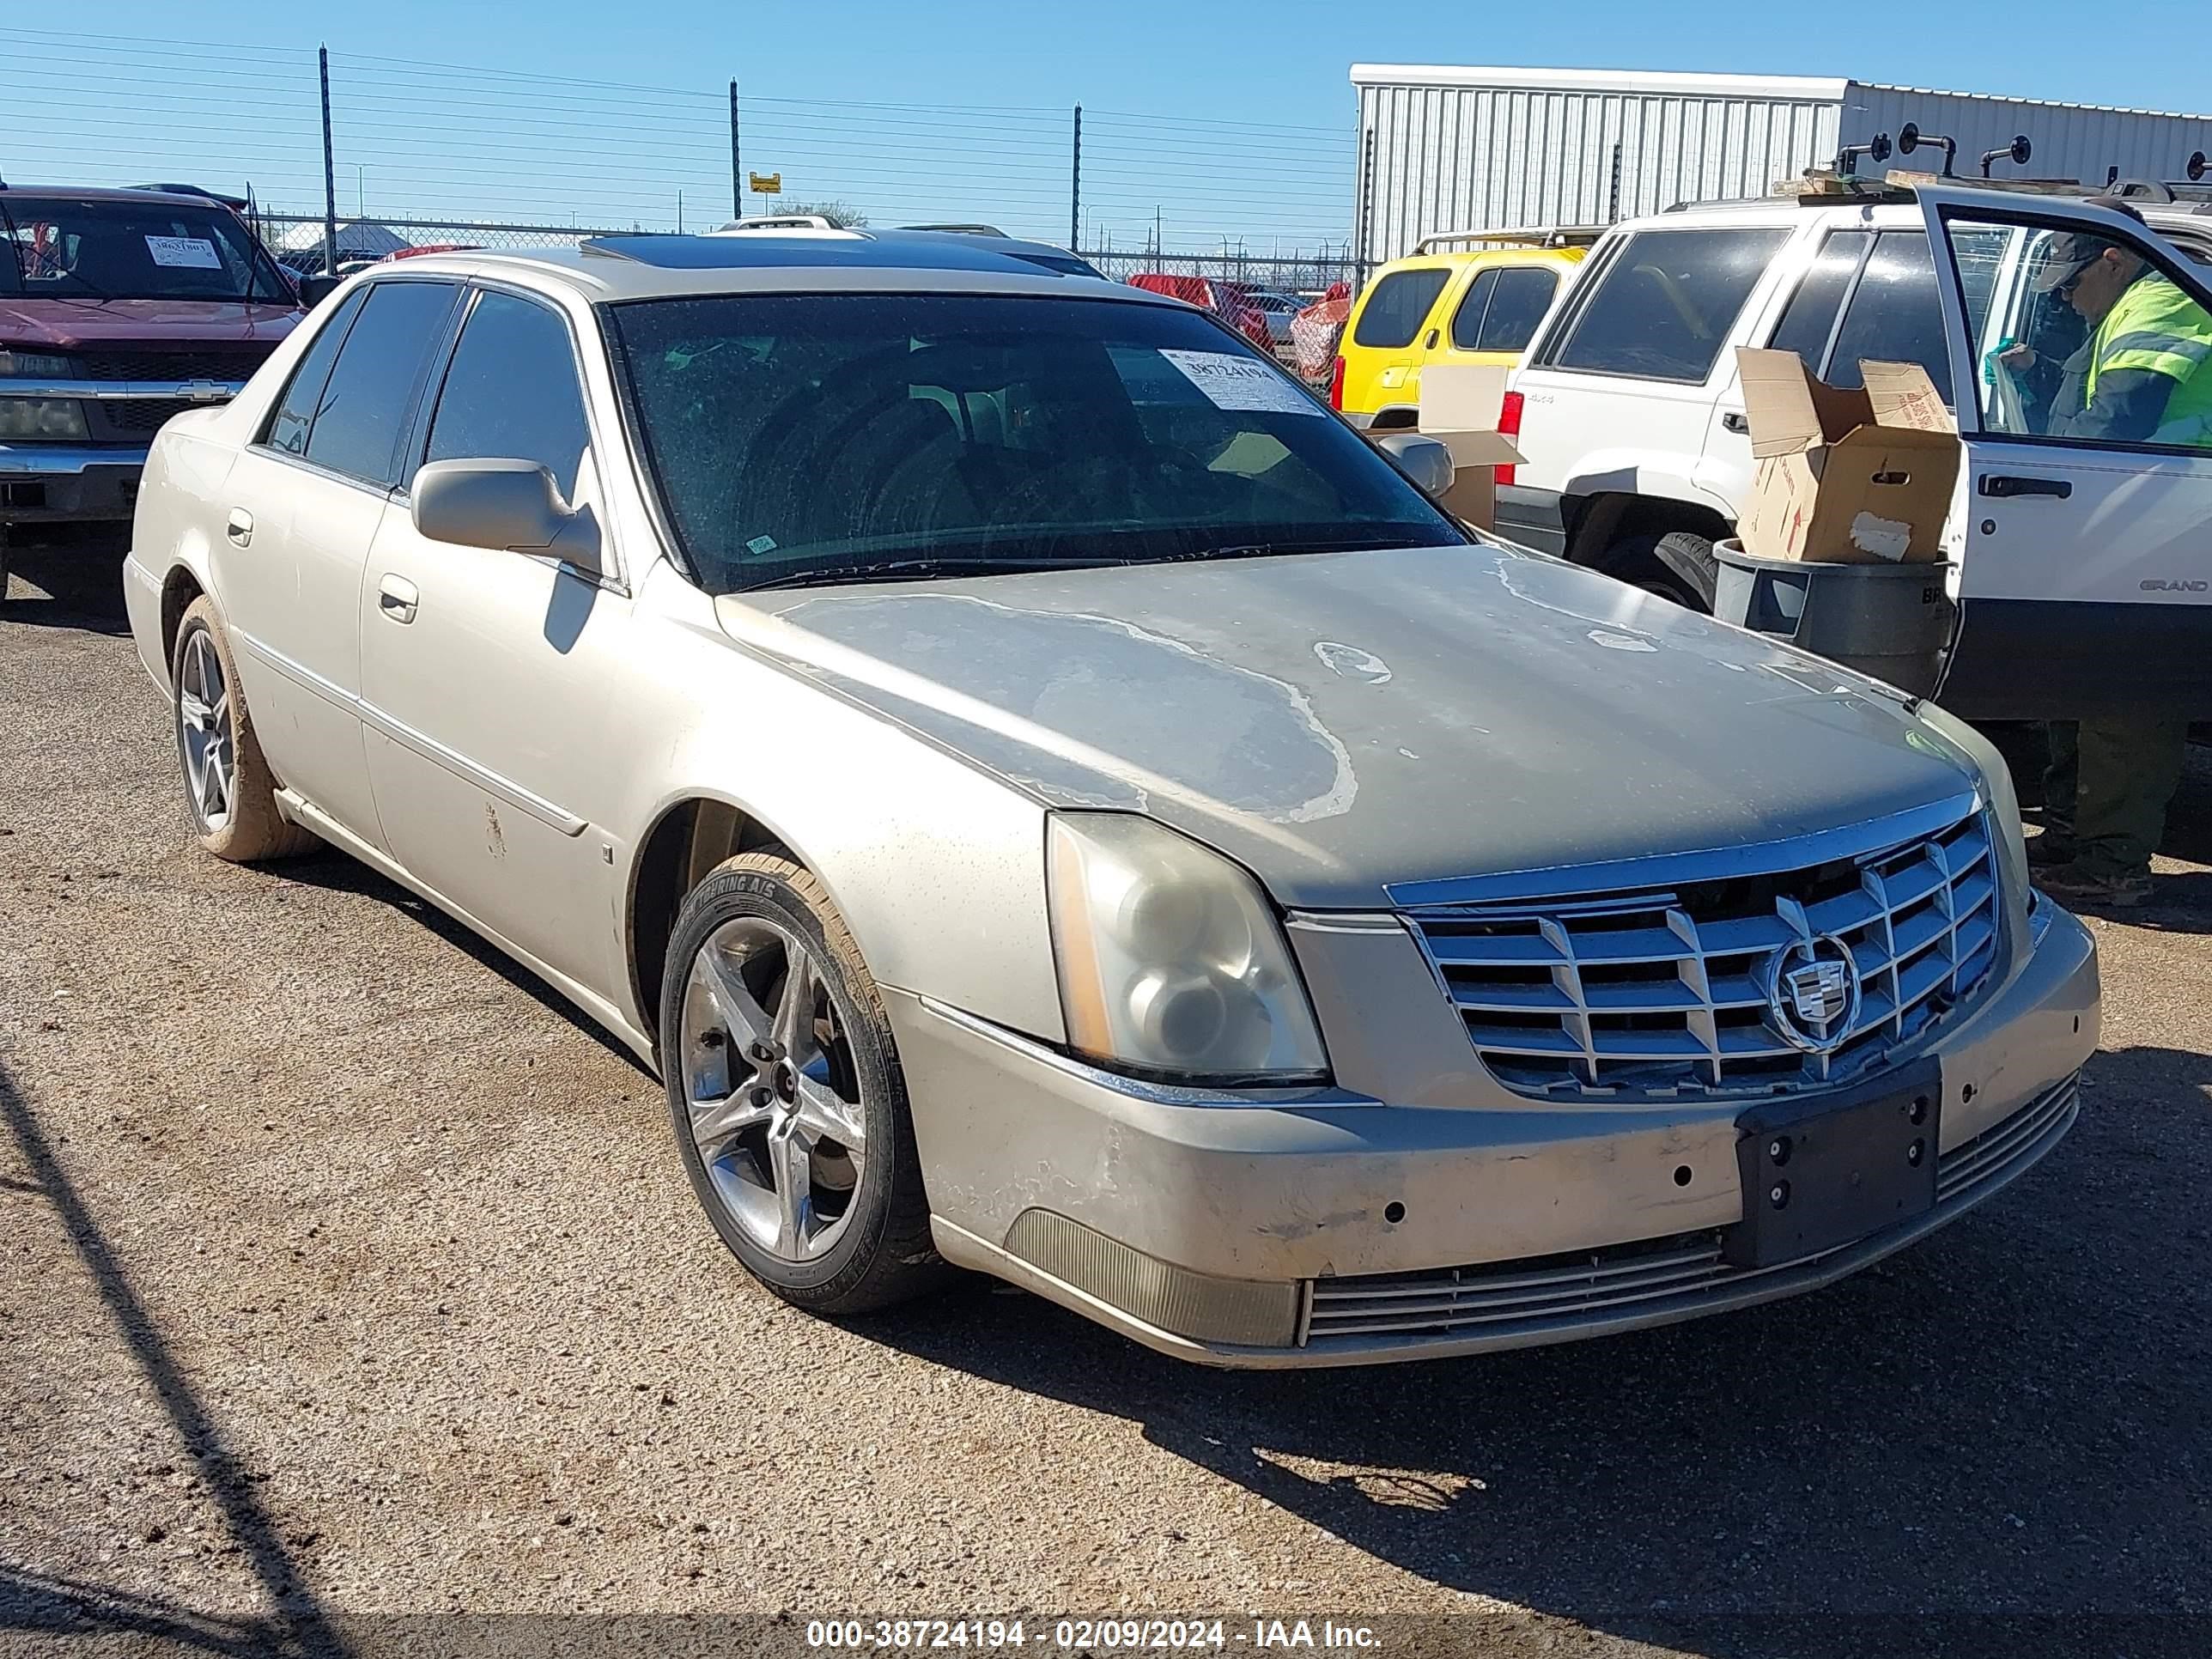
{"left": 661, "top": 853, "right": 945, "bottom": 1316}
{"left": 170, "top": 595, "right": 318, "bottom": 862}
{"left": 1602, "top": 532, "right": 1716, "bottom": 612}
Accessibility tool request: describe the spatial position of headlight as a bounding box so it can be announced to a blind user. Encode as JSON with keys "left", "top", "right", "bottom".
{"left": 0, "top": 349, "right": 77, "bottom": 378}
{"left": 1047, "top": 812, "right": 1328, "bottom": 1083}
{"left": 0, "top": 398, "right": 88, "bottom": 440}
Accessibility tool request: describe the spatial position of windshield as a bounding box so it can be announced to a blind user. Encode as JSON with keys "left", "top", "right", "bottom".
{"left": 605, "top": 292, "right": 1467, "bottom": 592}
{"left": 0, "top": 195, "right": 295, "bottom": 303}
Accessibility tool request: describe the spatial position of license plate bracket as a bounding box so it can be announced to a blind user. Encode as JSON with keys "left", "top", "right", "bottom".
{"left": 1723, "top": 1058, "right": 1942, "bottom": 1269}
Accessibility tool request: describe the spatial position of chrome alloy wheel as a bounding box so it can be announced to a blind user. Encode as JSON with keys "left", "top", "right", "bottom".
{"left": 678, "top": 917, "right": 870, "bottom": 1262}
{"left": 176, "top": 628, "right": 235, "bottom": 833}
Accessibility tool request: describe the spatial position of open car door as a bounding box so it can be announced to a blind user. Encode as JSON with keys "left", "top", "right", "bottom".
{"left": 1917, "top": 184, "right": 2212, "bottom": 719}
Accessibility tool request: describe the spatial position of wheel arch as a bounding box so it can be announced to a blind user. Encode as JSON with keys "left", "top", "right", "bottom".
{"left": 159, "top": 563, "right": 208, "bottom": 678}
{"left": 624, "top": 791, "right": 820, "bottom": 1054}
{"left": 1565, "top": 489, "right": 1735, "bottom": 574}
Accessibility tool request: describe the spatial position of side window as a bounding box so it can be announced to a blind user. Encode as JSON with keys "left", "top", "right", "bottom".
{"left": 1472, "top": 266, "right": 1559, "bottom": 354}
{"left": 1826, "top": 231, "right": 1954, "bottom": 404}
{"left": 1550, "top": 228, "right": 1790, "bottom": 381}
{"left": 1447, "top": 269, "right": 1498, "bottom": 350}
{"left": 1352, "top": 268, "right": 1450, "bottom": 349}
{"left": 1766, "top": 230, "right": 1869, "bottom": 372}
{"left": 1947, "top": 214, "right": 2212, "bottom": 451}
{"left": 302, "top": 281, "right": 457, "bottom": 487}
{"left": 263, "top": 288, "right": 366, "bottom": 456}
{"left": 424, "top": 291, "right": 594, "bottom": 499}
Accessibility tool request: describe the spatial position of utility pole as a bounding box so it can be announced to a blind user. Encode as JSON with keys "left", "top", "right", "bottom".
{"left": 729, "top": 80, "right": 742, "bottom": 222}
{"left": 678, "top": 189, "right": 684, "bottom": 233}
{"left": 318, "top": 46, "right": 338, "bottom": 277}
{"left": 1069, "top": 105, "right": 1082, "bottom": 252}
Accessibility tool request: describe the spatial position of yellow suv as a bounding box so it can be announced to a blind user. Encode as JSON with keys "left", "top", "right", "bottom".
{"left": 1332, "top": 228, "right": 1595, "bottom": 427}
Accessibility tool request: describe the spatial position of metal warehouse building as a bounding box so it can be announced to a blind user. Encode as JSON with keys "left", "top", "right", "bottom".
{"left": 1352, "top": 64, "right": 2212, "bottom": 262}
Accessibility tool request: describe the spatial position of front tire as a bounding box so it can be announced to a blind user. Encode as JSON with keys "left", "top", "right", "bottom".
{"left": 170, "top": 595, "right": 317, "bottom": 862}
{"left": 661, "top": 853, "right": 944, "bottom": 1315}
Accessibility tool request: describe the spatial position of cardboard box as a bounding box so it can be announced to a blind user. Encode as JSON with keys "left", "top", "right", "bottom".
{"left": 1733, "top": 348, "right": 1960, "bottom": 565}
{"left": 1413, "top": 364, "right": 1525, "bottom": 532}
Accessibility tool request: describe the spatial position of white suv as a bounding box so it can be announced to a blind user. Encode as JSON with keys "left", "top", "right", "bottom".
{"left": 1500, "top": 182, "right": 2212, "bottom": 722}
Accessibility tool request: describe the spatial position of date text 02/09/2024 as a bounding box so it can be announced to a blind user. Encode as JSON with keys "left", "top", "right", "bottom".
{"left": 804, "top": 1620, "right": 1383, "bottom": 1650}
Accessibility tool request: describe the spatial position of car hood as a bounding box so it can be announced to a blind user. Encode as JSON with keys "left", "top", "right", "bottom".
{"left": 0, "top": 298, "right": 301, "bottom": 348}
{"left": 715, "top": 544, "right": 1983, "bottom": 909}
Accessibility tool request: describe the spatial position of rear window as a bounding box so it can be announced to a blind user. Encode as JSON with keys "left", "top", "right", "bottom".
{"left": 1545, "top": 228, "right": 1790, "bottom": 381}
{"left": 1766, "top": 230, "right": 1871, "bottom": 371}
{"left": 1826, "top": 231, "right": 1954, "bottom": 404}
{"left": 1460, "top": 265, "right": 1559, "bottom": 354}
{"left": 1352, "top": 268, "right": 1450, "bottom": 349}
{"left": 301, "top": 281, "right": 457, "bottom": 487}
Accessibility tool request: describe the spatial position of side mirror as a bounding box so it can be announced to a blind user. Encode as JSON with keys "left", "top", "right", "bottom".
{"left": 411, "top": 458, "right": 598, "bottom": 572}
{"left": 1371, "top": 431, "right": 1455, "bottom": 497}
{"left": 297, "top": 271, "right": 343, "bottom": 308}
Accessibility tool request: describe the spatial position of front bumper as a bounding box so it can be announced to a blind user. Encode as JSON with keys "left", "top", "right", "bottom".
{"left": 0, "top": 444, "right": 149, "bottom": 522}
{"left": 891, "top": 901, "right": 2098, "bottom": 1367}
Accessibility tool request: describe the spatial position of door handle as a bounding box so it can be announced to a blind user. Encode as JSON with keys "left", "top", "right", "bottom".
{"left": 1423, "top": 329, "right": 1440, "bottom": 349}
{"left": 1979, "top": 474, "right": 2073, "bottom": 500}
{"left": 377, "top": 574, "right": 420, "bottom": 624}
{"left": 226, "top": 508, "right": 252, "bottom": 546}
{"left": 1722, "top": 410, "right": 1751, "bottom": 434}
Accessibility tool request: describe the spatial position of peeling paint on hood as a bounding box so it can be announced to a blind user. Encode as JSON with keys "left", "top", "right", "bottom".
{"left": 714, "top": 544, "right": 1980, "bottom": 909}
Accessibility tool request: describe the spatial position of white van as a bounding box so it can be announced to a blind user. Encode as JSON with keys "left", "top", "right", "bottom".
{"left": 1500, "top": 181, "right": 2212, "bottom": 720}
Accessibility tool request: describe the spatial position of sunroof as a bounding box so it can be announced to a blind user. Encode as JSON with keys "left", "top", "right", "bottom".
{"left": 579, "top": 233, "right": 1073, "bottom": 275}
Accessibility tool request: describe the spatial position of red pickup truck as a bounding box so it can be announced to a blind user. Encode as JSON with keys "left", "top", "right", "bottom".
{"left": 1, "top": 184, "right": 309, "bottom": 590}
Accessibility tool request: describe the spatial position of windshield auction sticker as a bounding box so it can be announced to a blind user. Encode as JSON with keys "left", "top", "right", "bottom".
{"left": 144, "top": 235, "right": 223, "bottom": 270}
{"left": 1159, "top": 349, "right": 1324, "bottom": 416}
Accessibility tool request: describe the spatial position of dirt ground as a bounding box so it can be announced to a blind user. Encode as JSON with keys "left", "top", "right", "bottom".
{"left": 4, "top": 532, "right": 2210, "bottom": 1658}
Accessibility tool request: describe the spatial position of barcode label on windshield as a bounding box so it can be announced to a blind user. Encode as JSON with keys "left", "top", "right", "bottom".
{"left": 1158, "top": 349, "right": 1323, "bottom": 417}
{"left": 145, "top": 236, "right": 222, "bottom": 270}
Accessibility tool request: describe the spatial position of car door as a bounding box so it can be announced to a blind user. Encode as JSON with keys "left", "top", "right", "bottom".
{"left": 356, "top": 283, "right": 628, "bottom": 993}
{"left": 1435, "top": 259, "right": 1567, "bottom": 373}
{"left": 211, "top": 277, "right": 459, "bottom": 845}
{"left": 1918, "top": 186, "right": 2212, "bottom": 719}
{"left": 1338, "top": 260, "right": 1456, "bottom": 417}
{"left": 1712, "top": 217, "right": 1962, "bottom": 524}
{"left": 1509, "top": 223, "right": 1796, "bottom": 523}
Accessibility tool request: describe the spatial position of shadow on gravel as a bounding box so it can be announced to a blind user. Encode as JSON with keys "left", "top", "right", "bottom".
{"left": 269, "top": 848, "right": 650, "bottom": 1075}
{"left": 1, "top": 526, "right": 131, "bottom": 636}
{"left": 0, "top": 1061, "right": 344, "bottom": 1657}
{"left": 871, "top": 1042, "right": 2212, "bottom": 1652}
{"left": 0, "top": 1563, "right": 275, "bottom": 1656}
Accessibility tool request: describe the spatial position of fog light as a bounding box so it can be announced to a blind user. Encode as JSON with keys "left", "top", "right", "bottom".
{"left": 0, "top": 398, "right": 88, "bottom": 441}
{"left": 1004, "top": 1209, "right": 1301, "bottom": 1347}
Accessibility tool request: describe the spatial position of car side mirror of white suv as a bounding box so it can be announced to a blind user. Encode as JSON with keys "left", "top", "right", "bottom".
{"left": 411, "top": 458, "right": 600, "bottom": 574}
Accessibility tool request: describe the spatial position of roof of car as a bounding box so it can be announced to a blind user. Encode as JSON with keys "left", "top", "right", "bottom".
{"left": 355, "top": 228, "right": 1157, "bottom": 305}
{"left": 0, "top": 182, "right": 248, "bottom": 206}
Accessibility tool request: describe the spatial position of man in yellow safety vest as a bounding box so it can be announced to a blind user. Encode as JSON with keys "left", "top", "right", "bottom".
{"left": 2001, "top": 199, "right": 2212, "bottom": 906}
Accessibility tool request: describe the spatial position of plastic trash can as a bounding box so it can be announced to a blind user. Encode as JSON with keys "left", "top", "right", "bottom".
{"left": 1711, "top": 539, "right": 1956, "bottom": 697}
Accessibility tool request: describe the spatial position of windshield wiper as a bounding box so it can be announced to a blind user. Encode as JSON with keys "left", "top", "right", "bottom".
{"left": 738, "top": 556, "right": 1107, "bottom": 593}
{"left": 1125, "top": 538, "right": 1416, "bottom": 567}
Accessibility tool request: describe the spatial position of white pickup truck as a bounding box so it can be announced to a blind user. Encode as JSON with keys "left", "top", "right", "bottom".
{"left": 1497, "top": 180, "right": 2212, "bottom": 720}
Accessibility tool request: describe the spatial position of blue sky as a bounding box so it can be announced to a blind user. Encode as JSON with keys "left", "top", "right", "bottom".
{"left": 9, "top": 3, "right": 2209, "bottom": 253}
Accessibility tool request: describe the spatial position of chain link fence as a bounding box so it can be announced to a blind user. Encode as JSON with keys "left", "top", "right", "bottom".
{"left": 258, "top": 214, "right": 1370, "bottom": 298}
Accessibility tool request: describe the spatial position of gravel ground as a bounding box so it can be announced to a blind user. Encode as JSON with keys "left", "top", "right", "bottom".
{"left": 4, "top": 532, "right": 2211, "bottom": 1658}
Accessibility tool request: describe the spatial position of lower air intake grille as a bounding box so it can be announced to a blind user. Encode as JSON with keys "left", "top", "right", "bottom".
{"left": 1304, "top": 1075, "right": 2078, "bottom": 1346}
